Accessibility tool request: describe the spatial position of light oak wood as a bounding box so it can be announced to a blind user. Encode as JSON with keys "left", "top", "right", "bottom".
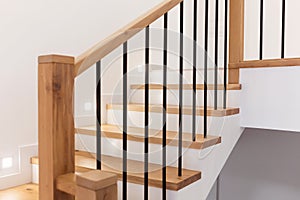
{"left": 228, "top": 0, "right": 244, "bottom": 84}
{"left": 56, "top": 171, "right": 118, "bottom": 200}
{"left": 32, "top": 151, "right": 202, "bottom": 191}
{"left": 39, "top": 55, "right": 74, "bottom": 64}
{"left": 107, "top": 103, "right": 240, "bottom": 117}
{"left": 0, "top": 184, "right": 38, "bottom": 200}
{"left": 56, "top": 174, "right": 77, "bottom": 196}
{"left": 77, "top": 184, "right": 117, "bottom": 200}
{"left": 76, "top": 171, "right": 117, "bottom": 191}
{"left": 130, "top": 84, "right": 241, "bottom": 90}
{"left": 74, "top": 0, "right": 183, "bottom": 76}
{"left": 230, "top": 58, "right": 300, "bottom": 69}
{"left": 76, "top": 124, "right": 221, "bottom": 150}
{"left": 38, "top": 55, "right": 75, "bottom": 200}
{"left": 77, "top": 171, "right": 117, "bottom": 200}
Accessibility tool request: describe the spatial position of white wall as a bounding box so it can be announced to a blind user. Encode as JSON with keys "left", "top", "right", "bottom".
{"left": 0, "top": 0, "right": 162, "bottom": 188}
{"left": 240, "top": 0, "right": 300, "bottom": 132}
{"left": 219, "top": 128, "right": 300, "bottom": 200}
{"left": 240, "top": 67, "right": 300, "bottom": 132}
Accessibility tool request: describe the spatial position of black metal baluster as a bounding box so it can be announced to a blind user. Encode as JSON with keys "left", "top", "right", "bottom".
{"left": 96, "top": 61, "right": 101, "bottom": 170}
{"left": 123, "top": 42, "right": 128, "bottom": 200}
{"left": 192, "top": 0, "right": 198, "bottom": 142}
{"left": 163, "top": 13, "right": 168, "bottom": 200}
{"left": 214, "top": 0, "right": 219, "bottom": 110}
{"left": 204, "top": 0, "right": 209, "bottom": 138}
{"left": 223, "top": 0, "right": 228, "bottom": 109}
{"left": 281, "top": 0, "right": 286, "bottom": 58}
{"left": 260, "top": 0, "right": 264, "bottom": 60}
{"left": 144, "top": 26, "right": 150, "bottom": 200}
{"left": 178, "top": 1, "right": 184, "bottom": 177}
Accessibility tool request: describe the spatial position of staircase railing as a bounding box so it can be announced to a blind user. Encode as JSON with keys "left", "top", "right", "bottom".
{"left": 229, "top": 0, "right": 300, "bottom": 70}
{"left": 38, "top": 0, "right": 238, "bottom": 199}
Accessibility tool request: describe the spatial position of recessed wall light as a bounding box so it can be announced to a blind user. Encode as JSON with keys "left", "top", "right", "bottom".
{"left": 2, "top": 157, "right": 13, "bottom": 169}
{"left": 84, "top": 102, "right": 92, "bottom": 111}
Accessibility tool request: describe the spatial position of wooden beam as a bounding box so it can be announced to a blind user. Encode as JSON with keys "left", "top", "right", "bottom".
{"left": 228, "top": 0, "right": 245, "bottom": 83}
{"left": 230, "top": 58, "right": 300, "bottom": 69}
{"left": 74, "top": 0, "right": 183, "bottom": 76}
{"left": 38, "top": 55, "right": 75, "bottom": 200}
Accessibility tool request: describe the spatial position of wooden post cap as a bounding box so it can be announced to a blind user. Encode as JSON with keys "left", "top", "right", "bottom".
{"left": 38, "top": 54, "right": 74, "bottom": 64}
{"left": 76, "top": 170, "right": 117, "bottom": 191}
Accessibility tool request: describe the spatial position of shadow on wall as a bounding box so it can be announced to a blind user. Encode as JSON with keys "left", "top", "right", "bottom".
{"left": 219, "top": 128, "right": 300, "bottom": 200}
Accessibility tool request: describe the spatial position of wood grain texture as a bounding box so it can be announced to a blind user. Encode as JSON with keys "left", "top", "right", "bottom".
{"left": 56, "top": 174, "right": 77, "bottom": 196}
{"left": 228, "top": 0, "right": 244, "bottom": 83}
{"left": 56, "top": 171, "right": 117, "bottom": 200}
{"left": 77, "top": 184, "right": 117, "bottom": 200}
{"left": 38, "top": 55, "right": 74, "bottom": 64}
{"left": 76, "top": 171, "right": 117, "bottom": 191}
{"left": 38, "top": 55, "right": 75, "bottom": 200}
{"left": 0, "top": 184, "right": 38, "bottom": 200}
{"left": 130, "top": 84, "right": 241, "bottom": 90}
{"left": 76, "top": 124, "right": 221, "bottom": 150}
{"left": 230, "top": 58, "right": 300, "bottom": 69}
{"left": 74, "top": 0, "right": 183, "bottom": 76}
{"left": 32, "top": 151, "right": 201, "bottom": 191}
{"left": 76, "top": 171, "right": 117, "bottom": 200}
{"left": 107, "top": 103, "right": 240, "bottom": 117}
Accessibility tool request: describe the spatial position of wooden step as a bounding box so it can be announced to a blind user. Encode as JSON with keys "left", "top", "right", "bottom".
{"left": 76, "top": 124, "right": 221, "bottom": 150}
{"left": 56, "top": 173, "right": 77, "bottom": 196}
{"left": 131, "top": 84, "right": 241, "bottom": 90}
{"left": 31, "top": 151, "right": 201, "bottom": 191}
{"left": 107, "top": 103, "right": 240, "bottom": 117}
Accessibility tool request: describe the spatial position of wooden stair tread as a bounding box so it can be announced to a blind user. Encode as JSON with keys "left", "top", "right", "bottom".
{"left": 31, "top": 151, "right": 201, "bottom": 191}
{"left": 76, "top": 124, "right": 221, "bottom": 150}
{"left": 131, "top": 84, "right": 241, "bottom": 90}
{"left": 107, "top": 103, "right": 240, "bottom": 117}
{"left": 56, "top": 173, "right": 77, "bottom": 196}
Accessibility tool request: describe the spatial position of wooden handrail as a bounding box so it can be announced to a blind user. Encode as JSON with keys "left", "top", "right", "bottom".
{"left": 230, "top": 57, "right": 300, "bottom": 69}
{"left": 75, "top": 0, "right": 183, "bottom": 76}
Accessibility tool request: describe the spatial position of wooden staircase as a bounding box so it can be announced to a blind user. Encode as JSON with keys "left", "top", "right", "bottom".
{"left": 36, "top": 0, "right": 246, "bottom": 199}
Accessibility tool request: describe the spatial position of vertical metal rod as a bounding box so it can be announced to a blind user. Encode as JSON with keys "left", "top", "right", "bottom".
{"left": 96, "top": 61, "right": 101, "bottom": 170}
{"left": 260, "top": 0, "right": 264, "bottom": 60}
{"left": 214, "top": 0, "right": 219, "bottom": 110}
{"left": 216, "top": 176, "right": 220, "bottom": 200}
{"left": 192, "top": 0, "right": 198, "bottom": 142}
{"left": 163, "top": 12, "right": 168, "bottom": 200}
{"left": 144, "top": 26, "right": 150, "bottom": 200}
{"left": 204, "top": 0, "right": 209, "bottom": 138}
{"left": 223, "top": 0, "right": 228, "bottom": 109}
{"left": 281, "top": 0, "right": 286, "bottom": 58}
{"left": 123, "top": 42, "right": 128, "bottom": 200}
{"left": 178, "top": 1, "right": 184, "bottom": 177}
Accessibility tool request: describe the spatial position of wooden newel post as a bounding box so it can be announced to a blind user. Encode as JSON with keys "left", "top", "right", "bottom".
{"left": 229, "top": 0, "right": 245, "bottom": 84}
{"left": 76, "top": 171, "right": 118, "bottom": 200}
{"left": 38, "top": 55, "right": 75, "bottom": 200}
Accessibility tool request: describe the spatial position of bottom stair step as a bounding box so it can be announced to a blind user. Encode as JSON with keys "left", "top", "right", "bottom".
{"left": 31, "top": 151, "right": 201, "bottom": 191}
